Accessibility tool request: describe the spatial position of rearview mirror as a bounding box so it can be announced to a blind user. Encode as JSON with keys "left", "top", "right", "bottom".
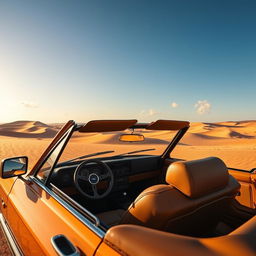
{"left": 1, "top": 156, "right": 28, "bottom": 179}
{"left": 119, "top": 134, "right": 145, "bottom": 142}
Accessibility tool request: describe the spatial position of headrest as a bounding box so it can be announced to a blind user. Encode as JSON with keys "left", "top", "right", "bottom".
{"left": 166, "top": 157, "right": 229, "bottom": 198}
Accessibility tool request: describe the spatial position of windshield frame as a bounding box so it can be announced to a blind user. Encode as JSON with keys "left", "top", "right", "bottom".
{"left": 58, "top": 121, "right": 190, "bottom": 164}
{"left": 30, "top": 120, "right": 190, "bottom": 179}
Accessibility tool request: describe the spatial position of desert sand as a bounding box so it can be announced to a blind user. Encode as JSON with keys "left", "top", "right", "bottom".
{"left": 0, "top": 120, "right": 255, "bottom": 171}
{"left": 172, "top": 121, "right": 256, "bottom": 170}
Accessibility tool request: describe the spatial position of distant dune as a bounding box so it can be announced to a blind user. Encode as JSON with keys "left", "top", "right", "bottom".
{"left": 171, "top": 121, "right": 256, "bottom": 170}
{"left": 189, "top": 121, "right": 256, "bottom": 138}
{"left": 0, "top": 120, "right": 255, "bottom": 171}
{"left": 0, "top": 121, "right": 58, "bottom": 138}
{"left": 180, "top": 121, "right": 256, "bottom": 146}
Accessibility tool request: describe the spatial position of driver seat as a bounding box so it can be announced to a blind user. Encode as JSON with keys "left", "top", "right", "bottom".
{"left": 98, "top": 157, "right": 240, "bottom": 236}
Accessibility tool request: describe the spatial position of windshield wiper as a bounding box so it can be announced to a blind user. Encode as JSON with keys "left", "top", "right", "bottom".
{"left": 60, "top": 150, "right": 115, "bottom": 164}
{"left": 117, "top": 148, "right": 156, "bottom": 156}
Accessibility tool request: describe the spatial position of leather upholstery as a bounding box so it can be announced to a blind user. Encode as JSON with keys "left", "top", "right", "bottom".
{"left": 166, "top": 157, "right": 229, "bottom": 198}
{"left": 120, "top": 157, "right": 240, "bottom": 236}
{"left": 104, "top": 216, "right": 256, "bottom": 256}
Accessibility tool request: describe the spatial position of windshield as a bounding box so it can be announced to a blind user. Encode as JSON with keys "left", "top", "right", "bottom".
{"left": 58, "top": 128, "right": 178, "bottom": 163}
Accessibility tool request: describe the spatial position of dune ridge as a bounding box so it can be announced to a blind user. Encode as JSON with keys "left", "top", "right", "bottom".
{"left": 189, "top": 121, "right": 256, "bottom": 138}
{"left": 0, "top": 121, "right": 58, "bottom": 138}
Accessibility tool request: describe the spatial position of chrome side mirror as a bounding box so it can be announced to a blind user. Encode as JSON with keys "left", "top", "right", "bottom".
{"left": 1, "top": 156, "right": 28, "bottom": 179}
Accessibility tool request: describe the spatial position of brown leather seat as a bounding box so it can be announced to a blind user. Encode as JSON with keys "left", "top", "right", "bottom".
{"left": 119, "top": 157, "right": 240, "bottom": 236}
{"left": 98, "top": 157, "right": 240, "bottom": 236}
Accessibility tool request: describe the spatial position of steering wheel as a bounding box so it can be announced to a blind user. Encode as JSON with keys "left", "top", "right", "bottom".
{"left": 74, "top": 159, "right": 114, "bottom": 199}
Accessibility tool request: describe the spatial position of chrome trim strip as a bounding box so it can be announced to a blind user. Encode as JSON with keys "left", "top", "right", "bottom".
{"left": 30, "top": 177, "right": 105, "bottom": 238}
{"left": 50, "top": 183, "right": 101, "bottom": 227}
{"left": 0, "top": 213, "right": 23, "bottom": 256}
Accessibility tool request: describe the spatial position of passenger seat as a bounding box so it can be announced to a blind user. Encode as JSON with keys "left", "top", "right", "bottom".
{"left": 119, "top": 157, "right": 240, "bottom": 237}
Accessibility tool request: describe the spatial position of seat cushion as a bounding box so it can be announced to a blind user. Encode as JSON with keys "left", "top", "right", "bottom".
{"left": 120, "top": 184, "right": 195, "bottom": 229}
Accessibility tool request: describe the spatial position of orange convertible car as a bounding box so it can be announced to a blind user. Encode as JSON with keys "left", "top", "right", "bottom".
{"left": 0, "top": 120, "right": 255, "bottom": 256}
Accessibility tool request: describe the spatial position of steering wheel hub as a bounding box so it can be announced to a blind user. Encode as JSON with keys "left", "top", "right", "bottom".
{"left": 88, "top": 173, "right": 100, "bottom": 185}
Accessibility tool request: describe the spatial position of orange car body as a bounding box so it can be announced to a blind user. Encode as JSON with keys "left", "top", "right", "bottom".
{"left": 0, "top": 120, "right": 255, "bottom": 256}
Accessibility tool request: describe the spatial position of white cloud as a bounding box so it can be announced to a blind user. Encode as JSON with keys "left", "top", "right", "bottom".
{"left": 139, "top": 109, "right": 159, "bottom": 117}
{"left": 171, "top": 102, "right": 178, "bottom": 108}
{"left": 21, "top": 101, "right": 39, "bottom": 108}
{"left": 149, "top": 109, "right": 157, "bottom": 116}
{"left": 194, "top": 100, "right": 211, "bottom": 114}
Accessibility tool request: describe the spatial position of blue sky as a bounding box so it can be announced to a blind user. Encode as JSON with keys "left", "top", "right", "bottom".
{"left": 0, "top": 0, "right": 255, "bottom": 123}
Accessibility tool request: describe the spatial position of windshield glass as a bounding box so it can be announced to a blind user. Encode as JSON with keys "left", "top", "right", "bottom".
{"left": 58, "top": 128, "right": 178, "bottom": 163}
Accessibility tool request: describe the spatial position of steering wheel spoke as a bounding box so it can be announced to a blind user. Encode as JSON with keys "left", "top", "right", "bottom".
{"left": 92, "top": 185, "right": 99, "bottom": 197}
{"left": 77, "top": 173, "right": 88, "bottom": 182}
{"left": 100, "top": 173, "right": 110, "bottom": 180}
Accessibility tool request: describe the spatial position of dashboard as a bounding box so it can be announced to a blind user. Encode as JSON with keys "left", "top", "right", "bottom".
{"left": 50, "top": 155, "right": 162, "bottom": 193}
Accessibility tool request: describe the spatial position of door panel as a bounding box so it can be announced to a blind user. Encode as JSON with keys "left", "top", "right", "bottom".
{"left": 229, "top": 170, "right": 256, "bottom": 209}
{"left": 6, "top": 177, "right": 102, "bottom": 255}
{"left": 0, "top": 177, "right": 17, "bottom": 217}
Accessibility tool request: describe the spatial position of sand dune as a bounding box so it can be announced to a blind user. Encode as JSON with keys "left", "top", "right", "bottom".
{"left": 0, "top": 120, "right": 255, "bottom": 171}
{"left": 0, "top": 121, "right": 58, "bottom": 138}
{"left": 189, "top": 121, "right": 256, "bottom": 138}
{"left": 171, "top": 121, "right": 256, "bottom": 170}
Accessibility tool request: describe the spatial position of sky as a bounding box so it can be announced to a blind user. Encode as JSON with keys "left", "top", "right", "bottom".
{"left": 0, "top": 0, "right": 256, "bottom": 123}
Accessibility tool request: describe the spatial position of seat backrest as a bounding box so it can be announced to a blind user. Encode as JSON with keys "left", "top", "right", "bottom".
{"left": 120, "top": 157, "right": 240, "bottom": 237}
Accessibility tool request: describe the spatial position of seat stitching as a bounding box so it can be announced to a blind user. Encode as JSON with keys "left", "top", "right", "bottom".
{"left": 104, "top": 239, "right": 130, "bottom": 256}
